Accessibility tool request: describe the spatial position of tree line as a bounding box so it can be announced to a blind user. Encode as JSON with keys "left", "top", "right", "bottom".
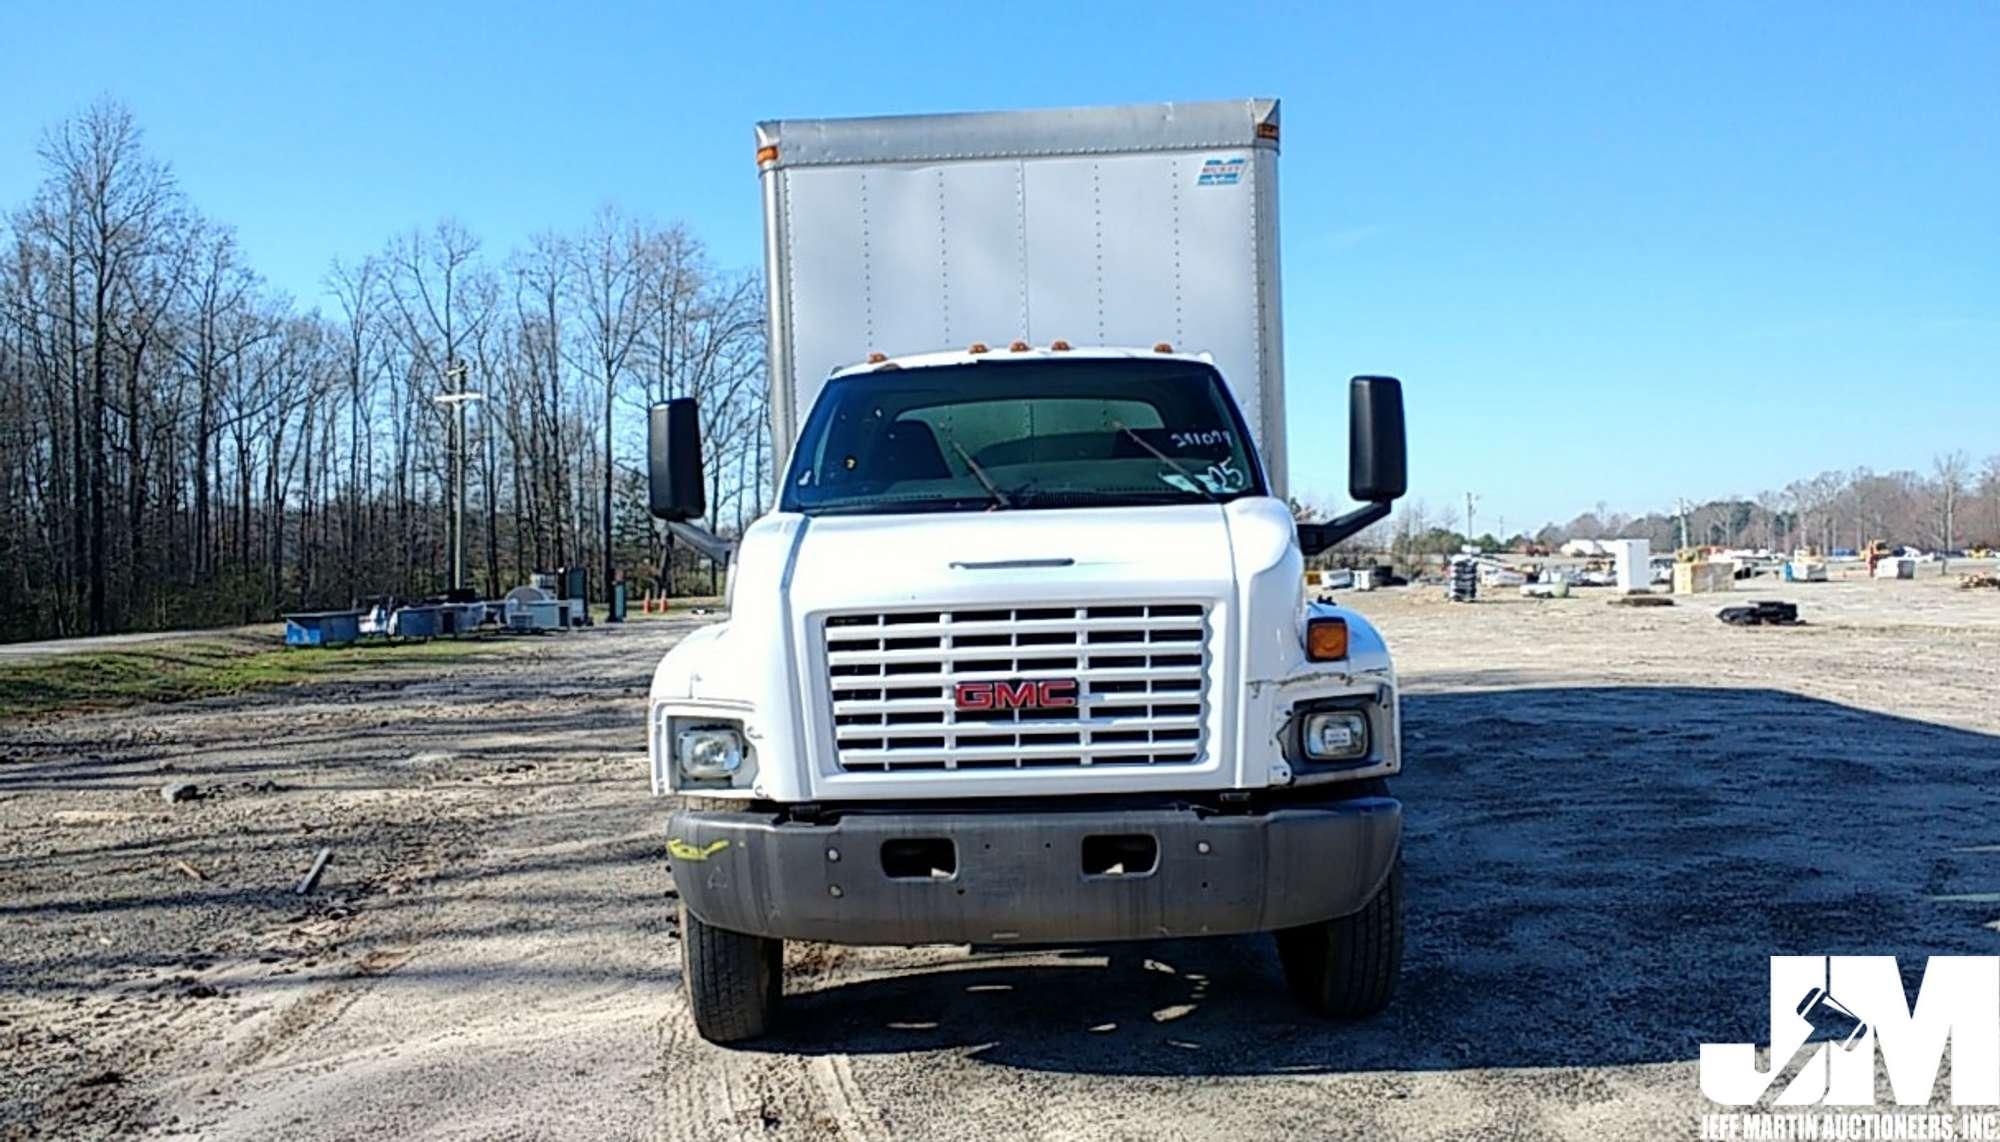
{"left": 0, "top": 101, "right": 766, "bottom": 643}
{"left": 1527, "top": 454, "right": 2000, "bottom": 556}
{"left": 1363, "top": 454, "right": 2000, "bottom": 565}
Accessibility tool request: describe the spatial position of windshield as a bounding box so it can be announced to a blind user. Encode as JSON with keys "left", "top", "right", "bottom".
{"left": 779, "top": 359, "right": 1267, "bottom": 516}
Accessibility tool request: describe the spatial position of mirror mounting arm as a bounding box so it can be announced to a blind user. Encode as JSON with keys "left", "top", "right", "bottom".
{"left": 1297, "top": 501, "right": 1393, "bottom": 557}
{"left": 664, "top": 519, "right": 734, "bottom": 568}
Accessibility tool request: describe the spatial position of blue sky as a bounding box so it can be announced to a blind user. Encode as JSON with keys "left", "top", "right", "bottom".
{"left": 2, "top": 1, "right": 1994, "bottom": 533}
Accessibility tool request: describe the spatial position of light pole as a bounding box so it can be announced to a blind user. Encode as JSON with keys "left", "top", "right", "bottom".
{"left": 433, "top": 363, "right": 482, "bottom": 592}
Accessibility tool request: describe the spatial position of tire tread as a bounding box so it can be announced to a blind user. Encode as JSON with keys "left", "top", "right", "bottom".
{"left": 680, "top": 902, "right": 781, "bottom": 1043}
{"left": 1276, "top": 859, "right": 1402, "bottom": 1017}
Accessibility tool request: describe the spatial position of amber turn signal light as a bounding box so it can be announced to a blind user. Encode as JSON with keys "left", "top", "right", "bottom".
{"left": 1306, "top": 618, "right": 1349, "bottom": 661}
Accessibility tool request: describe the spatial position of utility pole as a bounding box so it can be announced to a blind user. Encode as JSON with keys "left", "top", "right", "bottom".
{"left": 434, "top": 362, "right": 480, "bottom": 593}
{"left": 1464, "top": 492, "right": 1478, "bottom": 547}
{"left": 1677, "top": 497, "right": 1691, "bottom": 552}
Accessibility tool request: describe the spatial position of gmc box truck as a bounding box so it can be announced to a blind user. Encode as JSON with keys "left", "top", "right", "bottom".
{"left": 646, "top": 98, "right": 1410, "bottom": 1043}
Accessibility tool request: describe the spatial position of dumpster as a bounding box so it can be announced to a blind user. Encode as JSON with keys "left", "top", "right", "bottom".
{"left": 285, "top": 610, "right": 363, "bottom": 647}
{"left": 390, "top": 605, "right": 442, "bottom": 639}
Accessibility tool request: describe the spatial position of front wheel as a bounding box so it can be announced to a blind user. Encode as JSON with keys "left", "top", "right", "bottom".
{"left": 1274, "top": 858, "right": 1403, "bottom": 1017}
{"left": 680, "top": 902, "right": 783, "bottom": 1043}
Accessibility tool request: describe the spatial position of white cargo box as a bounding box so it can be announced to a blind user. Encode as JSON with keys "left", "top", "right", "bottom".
{"left": 756, "top": 99, "right": 1289, "bottom": 495}
{"left": 1607, "top": 539, "right": 1651, "bottom": 593}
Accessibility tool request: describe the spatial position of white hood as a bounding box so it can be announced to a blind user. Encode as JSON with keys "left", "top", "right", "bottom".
{"left": 785, "top": 504, "right": 1237, "bottom": 616}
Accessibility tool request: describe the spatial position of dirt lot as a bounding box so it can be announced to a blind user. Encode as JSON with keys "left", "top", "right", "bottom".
{"left": 4, "top": 571, "right": 1999, "bottom": 1140}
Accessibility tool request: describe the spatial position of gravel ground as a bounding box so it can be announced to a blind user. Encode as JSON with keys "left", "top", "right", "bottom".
{"left": 3, "top": 572, "right": 1998, "bottom": 1140}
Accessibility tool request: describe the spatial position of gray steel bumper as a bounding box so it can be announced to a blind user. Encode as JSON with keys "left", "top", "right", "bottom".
{"left": 666, "top": 798, "right": 1401, "bottom": 945}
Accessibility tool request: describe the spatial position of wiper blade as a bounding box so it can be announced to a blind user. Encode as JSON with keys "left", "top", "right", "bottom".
{"left": 939, "top": 430, "right": 1012, "bottom": 510}
{"left": 1112, "top": 421, "right": 1221, "bottom": 504}
{"left": 803, "top": 497, "right": 998, "bottom": 517}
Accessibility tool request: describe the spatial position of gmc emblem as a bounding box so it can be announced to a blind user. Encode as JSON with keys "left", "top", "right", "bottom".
{"left": 955, "top": 679, "right": 1079, "bottom": 712}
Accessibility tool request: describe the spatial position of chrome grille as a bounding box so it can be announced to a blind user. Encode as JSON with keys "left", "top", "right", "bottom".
{"left": 822, "top": 603, "right": 1212, "bottom": 772}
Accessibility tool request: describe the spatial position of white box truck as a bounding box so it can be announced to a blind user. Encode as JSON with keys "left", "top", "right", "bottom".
{"left": 646, "top": 98, "right": 1410, "bottom": 1043}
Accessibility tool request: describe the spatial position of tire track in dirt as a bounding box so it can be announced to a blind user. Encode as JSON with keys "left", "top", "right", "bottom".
{"left": 657, "top": 934, "right": 894, "bottom": 1141}
{"left": 792, "top": 943, "right": 894, "bottom": 1142}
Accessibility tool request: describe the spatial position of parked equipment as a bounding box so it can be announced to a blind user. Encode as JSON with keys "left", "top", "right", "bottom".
{"left": 503, "top": 585, "right": 566, "bottom": 633}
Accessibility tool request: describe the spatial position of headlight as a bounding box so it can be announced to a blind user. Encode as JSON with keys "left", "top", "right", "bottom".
{"left": 676, "top": 726, "right": 746, "bottom": 780}
{"left": 1301, "top": 711, "right": 1369, "bottom": 761}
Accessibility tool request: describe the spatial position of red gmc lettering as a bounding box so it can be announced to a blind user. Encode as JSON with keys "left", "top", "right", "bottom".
{"left": 954, "top": 679, "right": 1079, "bottom": 711}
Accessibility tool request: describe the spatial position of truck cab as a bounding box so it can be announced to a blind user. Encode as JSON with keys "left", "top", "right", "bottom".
{"left": 645, "top": 100, "right": 1411, "bottom": 1043}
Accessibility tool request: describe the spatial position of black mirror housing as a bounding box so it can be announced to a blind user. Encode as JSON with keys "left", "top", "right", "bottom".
{"left": 1296, "top": 375, "right": 1408, "bottom": 557}
{"left": 648, "top": 399, "right": 707, "bottom": 522}
{"left": 1348, "top": 375, "right": 1407, "bottom": 503}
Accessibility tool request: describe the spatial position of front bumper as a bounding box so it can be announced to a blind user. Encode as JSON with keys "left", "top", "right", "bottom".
{"left": 666, "top": 797, "right": 1401, "bottom": 945}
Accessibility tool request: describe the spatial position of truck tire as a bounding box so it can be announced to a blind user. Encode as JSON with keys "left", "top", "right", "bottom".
{"left": 1274, "top": 858, "right": 1402, "bottom": 1017}
{"left": 680, "top": 902, "right": 783, "bottom": 1043}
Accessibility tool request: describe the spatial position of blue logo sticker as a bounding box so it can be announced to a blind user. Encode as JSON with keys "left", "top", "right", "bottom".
{"left": 1197, "top": 156, "right": 1246, "bottom": 187}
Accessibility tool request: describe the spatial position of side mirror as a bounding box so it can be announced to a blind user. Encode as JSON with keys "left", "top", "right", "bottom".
{"left": 1348, "top": 375, "right": 1407, "bottom": 503}
{"left": 1296, "top": 375, "right": 1408, "bottom": 557}
{"left": 648, "top": 399, "right": 707, "bottom": 522}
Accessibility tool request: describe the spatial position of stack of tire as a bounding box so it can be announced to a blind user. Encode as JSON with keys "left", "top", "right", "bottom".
{"left": 1447, "top": 556, "right": 1478, "bottom": 603}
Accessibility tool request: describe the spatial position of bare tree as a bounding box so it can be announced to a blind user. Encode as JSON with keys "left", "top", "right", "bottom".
{"left": 36, "top": 102, "right": 175, "bottom": 630}
{"left": 511, "top": 232, "right": 571, "bottom": 570}
{"left": 1982, "top": 456, "right": 2000, "bottom": 548}
{"left": 567, "top": 207, "right": 648, "bottom": 601}
{"left": 1933, "top": 450, "right": 1970, "bottom": 554}
{"left": 382, "top": 220, "right": 488, "bottom": 591}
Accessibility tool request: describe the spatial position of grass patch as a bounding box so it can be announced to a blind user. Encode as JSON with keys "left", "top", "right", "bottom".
{"left": 0, "top": 635, "right": 514, "bottom": 722}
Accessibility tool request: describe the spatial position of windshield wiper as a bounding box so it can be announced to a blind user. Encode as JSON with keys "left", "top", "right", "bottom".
{"left": 804, "top": 497, "right": 997, "bottom": 517}
{"left": 938, "top": 431, "right": 1012, "bottom": 510}
{"left": 1112, "top": 421, "right": 1222, "bottom": 504}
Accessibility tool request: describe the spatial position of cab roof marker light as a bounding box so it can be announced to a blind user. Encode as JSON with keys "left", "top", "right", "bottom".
{"left": 1049, "top": 339, "right": 1071, "bottom": 351}
{"left": 1008, "top": 340, "right": 1030, "bottom": 352}
{"left": 968, "top": 342, "right": 990, "bottom": 354}
{"left": 1153, "top": 342, "right": 1174, "bottom": 353}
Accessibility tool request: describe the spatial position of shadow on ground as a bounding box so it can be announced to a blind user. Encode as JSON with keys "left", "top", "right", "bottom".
{"left": 741, "top": 686, "right": 2000, "bottom": 1077}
